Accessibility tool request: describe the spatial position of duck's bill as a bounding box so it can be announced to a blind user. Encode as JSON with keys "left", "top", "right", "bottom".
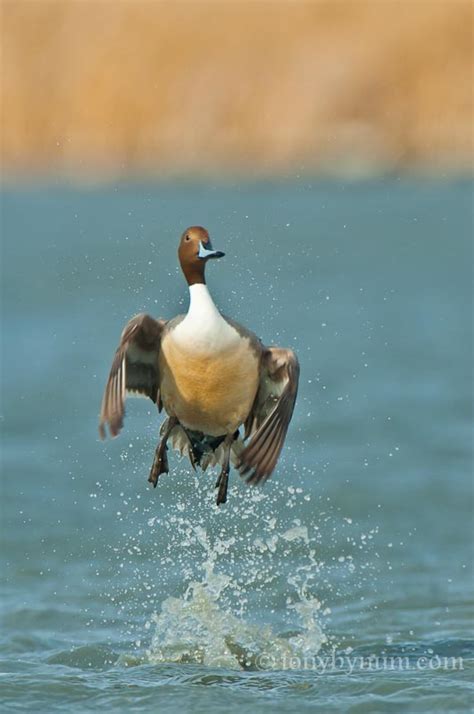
{"left": 198, "top": 241, "right": 225, "bottom": 260}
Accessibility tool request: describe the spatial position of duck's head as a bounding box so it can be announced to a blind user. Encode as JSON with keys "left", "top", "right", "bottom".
{"left": 178, "top": 226, "right": 225, "bottom": 285}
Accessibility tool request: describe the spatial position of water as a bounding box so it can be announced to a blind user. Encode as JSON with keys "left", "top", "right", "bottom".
{"left": 1, "top": 180, "right": 472, "bottom": 711}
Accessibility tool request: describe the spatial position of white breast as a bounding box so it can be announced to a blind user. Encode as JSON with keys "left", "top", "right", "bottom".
{"left": 171, "top": 283, "right": 239, "bottom": 353}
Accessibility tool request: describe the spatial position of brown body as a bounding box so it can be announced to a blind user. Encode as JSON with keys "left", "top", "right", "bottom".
{"left": 159, "top": 329, "right": 260, "bottom": 436}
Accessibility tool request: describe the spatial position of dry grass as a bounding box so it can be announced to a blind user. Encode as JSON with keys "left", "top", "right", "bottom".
{"left": 1, "top": 0, "right": 472, "bottom": 178}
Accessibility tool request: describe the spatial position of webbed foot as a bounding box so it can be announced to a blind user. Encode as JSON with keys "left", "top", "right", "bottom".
{"left": 216, "top": 466, "right": 229, "bottom": 505}
{"left": 148, "top": 445, "right": 169, "bottom": 487}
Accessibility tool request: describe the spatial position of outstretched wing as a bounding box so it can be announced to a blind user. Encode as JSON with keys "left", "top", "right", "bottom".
{"left": 238, "top": 347, "right": 299, "bottom": 484}
{"left": 99, "top": 313, "right": 165, "bottom": 439}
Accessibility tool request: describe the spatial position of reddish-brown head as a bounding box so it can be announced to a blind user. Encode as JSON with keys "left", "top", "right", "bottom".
{"left": 178, "top": 226, "right": 225, "bottom": 285}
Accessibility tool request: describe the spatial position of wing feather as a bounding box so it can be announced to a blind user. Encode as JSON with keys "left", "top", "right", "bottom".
{"left": 99, "top": 313, "right": 165, "bottom": 439}
{"left": 238, "top": 347, "right": 299, "bottom": 484}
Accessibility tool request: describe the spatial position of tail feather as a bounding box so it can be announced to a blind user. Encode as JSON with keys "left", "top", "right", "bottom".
{"left": 163, "top": 421, "right": 243, "bottom": 471}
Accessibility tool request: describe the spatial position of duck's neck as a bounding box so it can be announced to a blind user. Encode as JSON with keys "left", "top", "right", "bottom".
{"left": 186, "top": 283, "right": 221, "bottom": 322}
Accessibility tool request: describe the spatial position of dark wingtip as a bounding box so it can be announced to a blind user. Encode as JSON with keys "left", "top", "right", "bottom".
{"left": 108, "top": 414, "right": 124, "bottom": 438}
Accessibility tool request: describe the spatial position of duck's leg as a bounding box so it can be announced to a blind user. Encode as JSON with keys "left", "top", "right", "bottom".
{"left": 215, "top": 433, "right": 234, "bottom": 506}
{"left": 148, "top": 416, "right": 178, "bottom": 487}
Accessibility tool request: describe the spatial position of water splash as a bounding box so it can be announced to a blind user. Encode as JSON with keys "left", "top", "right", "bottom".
{"left": 98, "top": 465, "right": 379, "bottom": 670}
{"left": 145, "top": 486, "right": 328, "bottom": 670}
{"left": 147, "top": 559, "right": 325, "bottom": 670}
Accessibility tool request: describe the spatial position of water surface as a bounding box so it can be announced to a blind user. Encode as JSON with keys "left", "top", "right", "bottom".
{"left": 1, "top": 180, "right": 473, "bottom": 711}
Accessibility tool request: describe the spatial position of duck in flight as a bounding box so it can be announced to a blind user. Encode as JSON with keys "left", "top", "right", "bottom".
{"left": 99, "top": 227, "right": 299, "bottom": 505}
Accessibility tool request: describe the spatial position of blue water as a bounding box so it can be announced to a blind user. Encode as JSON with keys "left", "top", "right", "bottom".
{"left": 1, "top": 180, "right": 473, "bottom": 711}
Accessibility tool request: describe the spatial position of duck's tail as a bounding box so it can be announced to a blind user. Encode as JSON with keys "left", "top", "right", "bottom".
{"left": 160, "top": 418, "right": 244, "bottom": 471}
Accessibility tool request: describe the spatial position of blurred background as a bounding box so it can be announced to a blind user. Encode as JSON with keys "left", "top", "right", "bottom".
{"left": 1, "top": 2, "right": 473, "bottom": 712}
{"left": 2, "top": 0, "right": 473, "bottom": 180}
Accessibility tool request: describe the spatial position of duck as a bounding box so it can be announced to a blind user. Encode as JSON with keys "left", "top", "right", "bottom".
{"left": 99, "top": 226, "right": 299, "bottom": 505}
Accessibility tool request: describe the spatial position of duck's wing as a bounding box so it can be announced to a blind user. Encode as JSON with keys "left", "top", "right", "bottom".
{"left": 238, "top": 347, "right": 299, "bottom": 485}
{"left": 99, "top": 313, "right": 165, "bottom": 439}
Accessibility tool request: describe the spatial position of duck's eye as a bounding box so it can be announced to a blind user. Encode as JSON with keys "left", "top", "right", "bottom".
{"left": 185, "top": 234, "right": 190, "bottom": 241}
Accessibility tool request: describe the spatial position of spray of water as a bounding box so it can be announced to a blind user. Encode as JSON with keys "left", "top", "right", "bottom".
{"left": 146, "top": 512, "right": 327, "bottom": 670}
{"left": 96, "top": 450, "right": 378, "bottom": 671}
